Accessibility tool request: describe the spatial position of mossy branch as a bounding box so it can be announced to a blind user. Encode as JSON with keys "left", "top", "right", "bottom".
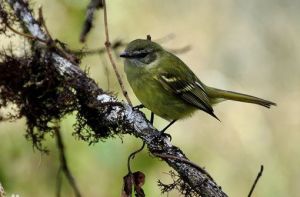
{"left": 1, "top": 0, "right": 228, "bottom": 196}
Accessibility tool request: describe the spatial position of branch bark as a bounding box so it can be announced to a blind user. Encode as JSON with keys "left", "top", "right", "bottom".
{"left": 5, "top": 0, "right": 228, "bottom": 196}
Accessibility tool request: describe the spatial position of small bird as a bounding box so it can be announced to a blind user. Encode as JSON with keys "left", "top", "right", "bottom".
{"left": 120, "top": 39, "right": 276, "bottom": 129}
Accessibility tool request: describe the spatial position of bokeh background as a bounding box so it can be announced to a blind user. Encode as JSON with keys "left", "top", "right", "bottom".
{"left": 1, "top": 0, "right": 299, "bottom": 196}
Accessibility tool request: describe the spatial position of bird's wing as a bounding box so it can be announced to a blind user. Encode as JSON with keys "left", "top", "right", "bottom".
{"left": 157, "top": 72, "right": 219, "bottom": 120}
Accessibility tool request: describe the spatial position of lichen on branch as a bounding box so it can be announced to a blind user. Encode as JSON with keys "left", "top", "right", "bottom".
{"left": 0, "top": 0, "right": 228, "bottom": 196}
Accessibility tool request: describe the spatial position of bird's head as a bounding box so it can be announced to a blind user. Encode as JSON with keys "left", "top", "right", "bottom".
{"left": 120, "top": 39, "right": 163, "bottom": 67}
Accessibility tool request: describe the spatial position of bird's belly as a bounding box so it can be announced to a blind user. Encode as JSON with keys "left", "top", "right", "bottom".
{"left": 130, "top": 77, "right": 196, "bottom": 121}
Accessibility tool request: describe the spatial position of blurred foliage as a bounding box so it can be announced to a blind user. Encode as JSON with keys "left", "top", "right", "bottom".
{"left": 0, "top": 0, "right": 300, "bottom": 196}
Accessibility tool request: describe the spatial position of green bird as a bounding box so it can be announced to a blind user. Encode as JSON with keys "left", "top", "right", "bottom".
{"left": 120, "top": 39, "right": 276, "bottom": 130}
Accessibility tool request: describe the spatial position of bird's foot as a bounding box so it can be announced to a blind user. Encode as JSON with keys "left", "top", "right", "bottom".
{"left": 151, "top": 131, "right": 172, "bottom": 144}
{"left": 133, "top": 104, "right": 145, "bottom": 110}
{"left": 159, "top": 131, "right": 172, "bottom": 141}
{"left": 153, "top": 120, "right": 176, "bottom": 142}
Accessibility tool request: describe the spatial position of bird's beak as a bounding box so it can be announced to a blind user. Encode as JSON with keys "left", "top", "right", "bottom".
{"left": 119, "top": 51, "right": 130, "bottom": 58}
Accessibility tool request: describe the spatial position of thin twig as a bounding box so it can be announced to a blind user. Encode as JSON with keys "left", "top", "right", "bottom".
{"left": 74, "top": 39, "right": 189, "bottom": 57}
{"left": 248, "top": 165, "right": 264, "bottom": 197}
{"left": 102, "top": 0, "right": 132, "bottom": 105}
{"left": 38, "top": 6, "right": 52, "bottom": 41}
{"left": 5, "top": 22, "right": 47, "bottom": 43}
{"left": 37, "top": 9, "right": 78, "bottom": 64}
{"left": 74, "top": 40, "right": 125, "bottom": 56}
{"left": 54, "top": 124, "right": 82, "bottom": 197}
{"left": 5, "top": 9, "right": 77, "bottom": 64}
{"left": 125, "top": 142, "right": 146, "bottom": 197}
{"left": 56, "top": 166, "right": 63, "bottom": 197}
{"left": 127, "top": 142, "right": 146, "bottom": 173}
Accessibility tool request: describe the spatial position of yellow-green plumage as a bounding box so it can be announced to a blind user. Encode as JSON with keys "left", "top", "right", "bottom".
{"left": 124, "top": 52, "right": 197, "bottom": 120}
{"left": 121, "top": 39, "right": 276, "bottom": 121}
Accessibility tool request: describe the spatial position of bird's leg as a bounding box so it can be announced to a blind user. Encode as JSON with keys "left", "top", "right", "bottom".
{"left": 159, "top": 120, "right": 177, "bottom": 141}
{"left": 134, "top": 108, "right": 173, "bottom": 141}
{"left": 133, "top": 104, "right": 145, "bottom": 110}
{"left": 150, "top": 112, "right": 155, "bottom": 124}
{"left": 161, "top": 120, "right": 177, "bottom": 133}
{"left": 134, "top": 105, "right": 155, "bottom": 125}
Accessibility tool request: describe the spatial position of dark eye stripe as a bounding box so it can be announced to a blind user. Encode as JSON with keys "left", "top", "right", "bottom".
{"left": 131, "top": 51, "right": 148, "bottom": 58}
{"left": 129, "top": 48, "right": 153, "bottom": 58}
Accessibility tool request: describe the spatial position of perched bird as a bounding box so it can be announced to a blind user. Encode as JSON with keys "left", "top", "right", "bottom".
{"left": 120, "top": 39, "right": 276, "bottom": 130}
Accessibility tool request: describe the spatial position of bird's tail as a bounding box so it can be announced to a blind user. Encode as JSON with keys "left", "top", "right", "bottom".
{"left": 206, "top": 87, "right": 276, "bottom": 108}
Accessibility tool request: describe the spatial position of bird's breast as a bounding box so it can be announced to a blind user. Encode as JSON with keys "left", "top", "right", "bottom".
{"left": 127, "top": 72, "right": 196, "bottom": 121}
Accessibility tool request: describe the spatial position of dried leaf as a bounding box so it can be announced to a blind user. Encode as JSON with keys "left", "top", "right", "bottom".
{"left": 133, "top": 171, "right": 145, "bottom": 197}
{"left": 121, "top": 171, "right": 146, "bottom": 197}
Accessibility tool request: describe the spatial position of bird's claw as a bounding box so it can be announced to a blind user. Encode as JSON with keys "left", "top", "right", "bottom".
{"left": 159, "top": 131, "right": 172, "bottom": 141}
{"left": 133, "top": 104, "right": 145, "bottom": 110}
{"left": 150, "top": 131, "right": 172, "bottom": 144}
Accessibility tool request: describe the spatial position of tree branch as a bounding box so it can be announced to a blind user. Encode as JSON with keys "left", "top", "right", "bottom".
{"left": 5, "top": 0, "right": 227, "bottom": 196}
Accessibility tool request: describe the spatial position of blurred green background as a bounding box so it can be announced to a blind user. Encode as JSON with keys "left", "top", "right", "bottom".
{"left": 0, "top": 0, "right": 299, "bottom": 196}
